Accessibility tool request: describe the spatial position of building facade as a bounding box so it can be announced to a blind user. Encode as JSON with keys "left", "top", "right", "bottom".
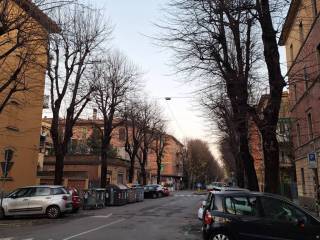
{"left": 0, "top": 0, "right": 59, "bottom": 192}
{"left": 38, "top": 118, "right": 184, "bottom": 190}
{"left": 279, "top": 0, "right": 320, "bottom": 208}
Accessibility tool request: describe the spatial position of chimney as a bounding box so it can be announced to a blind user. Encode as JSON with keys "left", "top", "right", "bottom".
{"left": 93, "top": 108, "right": 97, "bottom": 120}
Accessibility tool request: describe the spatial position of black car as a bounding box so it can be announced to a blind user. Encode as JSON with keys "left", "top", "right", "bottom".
{"left": 202, "top": 191, "right": 320, "bottom": 240}
{"left": 144, "top": 184, "right": 163, "bottom": 198}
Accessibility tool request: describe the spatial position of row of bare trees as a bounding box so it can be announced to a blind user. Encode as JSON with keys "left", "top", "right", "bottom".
{"left": 183, "top": 139, "right": 224, "bottom": 189}
{"left": 160, "top": 0, "right": 287, "bottom": 193}
{"left": 0, "top": 0, "right": 171, "bottom": 186}
{"left": 44, "top": 3, "right": 170, "bottom": 187}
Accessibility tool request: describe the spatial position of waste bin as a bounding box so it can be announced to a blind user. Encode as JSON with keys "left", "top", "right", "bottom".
{"left": 105, "top": 184, "right": 128, "bottom": 206}
{"left": 133, "top": 185, "right": 144, "bottom": 202}
{"left": 82, "top": 188, "right": 106, "bottom": 210}
{"left": 126, "top": 186, "right": 137, "bottom": 203}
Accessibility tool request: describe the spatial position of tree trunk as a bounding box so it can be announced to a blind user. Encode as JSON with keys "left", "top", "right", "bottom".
{"left": 235, "top": 154, "right": 245, "bottom": 188}
{"left": 157, "top": 162, "right": 161, "bottom": 184}
{"left": 100, "top": 142, "right": 108, "bottom": 188}
{"left": 54, "top": 153, "right": 64, "bottom": 185}
{"left": 261, "top": 127, "right": 280, "bottom": 193}
{"left": 128, "top": 161, "right": 135, "bottom": 183}
{"left": 236, "top": 117, "right": 259, "bottom": 191}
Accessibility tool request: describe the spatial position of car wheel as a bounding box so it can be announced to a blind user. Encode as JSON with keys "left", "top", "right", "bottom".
{"left": 210, "top": 232, "right": 232, "bottom": 240}
{"left": 46, "top": 206, "right": 61, "bottom": 219}
{"left": 72, "top": 207, "right": 79, "bottom": 213}
{"left": 0, "top": 207, "right": 5, "bottom": 219}
{"left": 152, "top": 193, "right": 157, "bottom": 199}
{"left": 158, "top": 192, "right": 162, "bottom": 198}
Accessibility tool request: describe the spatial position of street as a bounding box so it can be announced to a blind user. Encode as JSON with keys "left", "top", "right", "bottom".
{"left": 0, "top": 191, "right": 204, "bottom": 240}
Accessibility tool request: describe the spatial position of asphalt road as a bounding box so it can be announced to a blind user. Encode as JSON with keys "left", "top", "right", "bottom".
{"left": 0, "top": 191, "right": 205, "bottom": 240}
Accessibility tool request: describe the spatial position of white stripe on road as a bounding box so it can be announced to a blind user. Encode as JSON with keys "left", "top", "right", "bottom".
{"left": 62, "top": 219, "right": 125, "bottom": 240}
{"left": 91, "top": 213, "right": 113, "bottom": 218}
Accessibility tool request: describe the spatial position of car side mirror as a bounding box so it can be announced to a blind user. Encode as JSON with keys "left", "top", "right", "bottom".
{"left": 202, "top": 201, "right": 207, "bottom": 207}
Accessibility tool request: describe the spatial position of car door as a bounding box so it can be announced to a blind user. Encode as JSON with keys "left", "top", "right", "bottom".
{"left": 259, "top": 196, "right": 303, "bottom": 240}
{"left": 27, "top": 187, "right": 52, "bottom": 214}
{"left": 224, "top": 196, "right": 266, "bottom": 240}
{"left": 6, "top": 188, "right": 33, "bottom": 215}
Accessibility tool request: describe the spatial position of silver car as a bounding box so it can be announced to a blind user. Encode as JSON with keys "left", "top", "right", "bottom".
{"left": 0, "top": 185, "right": 72, "bottom": 219}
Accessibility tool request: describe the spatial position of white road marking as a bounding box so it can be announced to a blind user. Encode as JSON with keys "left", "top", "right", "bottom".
{"left": 91, "top": 213, "right": 113, "bottom": 218}
{"left": 61, "top": 219, "right": 125, "bottom": 240}
{"left": 0, "top": 238, "right": 14, "bottom": 240}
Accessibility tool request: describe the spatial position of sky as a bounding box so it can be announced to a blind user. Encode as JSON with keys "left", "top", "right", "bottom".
{"left": 88, "top": 0, "right": 222, "bottom": 158}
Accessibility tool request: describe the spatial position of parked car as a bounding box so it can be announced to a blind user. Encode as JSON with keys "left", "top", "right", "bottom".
{"left": 206, "top": 182, "right": 228, "bottom": 191}
{"left": 162, "top": 187, "right": 170, "bottom": 197}
{"left": 68, "top": 187, "right": 81, "bottom": 213}
{"left": 201, "top": 191, "right": 320, "bottom": 240}
{"left": 0, "top": 185, "right": 72, "bottom": 219}
{"left": 198, "top": 187, "right": 248, "bottom": 220}
{"left": 144, "top": 184, "right": 164, "bottom": 198}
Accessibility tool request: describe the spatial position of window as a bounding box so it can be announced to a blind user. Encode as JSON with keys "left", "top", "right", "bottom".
{"left": 304, "top": 66, "right": 309, "bottom": 90}
{"left": 260, "top": 197, "right": 316, "bottom": 225}
{"left": 312, "top": 0, "right": 318, "bottom": 18}
{"left": 225, "top": 197, "right": 259, "bottom": 216}
{"left": 301, "top": 168, "right": 306, "bottom": 194}
{"left": 34, "top": 187, "right": 51, "bottom": 196}
{"left": 9, "top": 188, "right": 33, "bottom": 198}
{"left": 290, "top": 44, "right": 294, "bottom": 62}
{"left": 307, "top": 113, "right": 314, "bottom": 140}
{"left": 299, "top": 21, "right": 304, "bottom": 43}
{"left": 117, "top": 172, "right": 124, "bottom": 184}
{"left": 4, "top": 149, "right": 14, "bottom": 162}
{"left": 119, "top": 128, "right": 126, "bottom": 141}
{"left": 52, "top": 187, "right": 67, "bottom": 195}
{"left": 296, "top": 123, "right": 301, "bottom": 147}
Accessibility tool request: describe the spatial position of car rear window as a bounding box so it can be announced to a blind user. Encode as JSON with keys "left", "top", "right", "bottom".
{"left": 225, "top": 197, "right": 259, "bottom": 216}
{"left": 52, "top": 187, "right": 68, "bottom": 195}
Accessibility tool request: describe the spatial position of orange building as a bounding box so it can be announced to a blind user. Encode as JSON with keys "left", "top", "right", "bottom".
{"left": 0, "top": 0, "right": 59, "bottom": 192}
{"left": 38, "top": 117, "right": 184, "bottom": 190}
{"left": 279, "top": 0, "right": 320, "bottom": 209}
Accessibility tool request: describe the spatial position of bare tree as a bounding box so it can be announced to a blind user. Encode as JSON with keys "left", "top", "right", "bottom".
{"left": 137, "top": 101, "right": 163, "bottom": 185}
{"left": 185, "top": 139, "right": 223, "bottom": 188}
{"left": 201, "top": 92, "right": 243, "bottom": 186}
{"left": 151, "top": 123, "right": 168, "bottom": 185}
{"left": 0, "top": 0, "right": 68, "bottom": 114}
{"left": 160, "top": 0, "right": 260, "bottom": 191}
{"left": 92, "top": 50, "right": 140, "bottom": 188}
{"left": 46, "top": 4, "right": 112, "bottom": 185}
{"left": 123, "top": 100, "right": 145, "bottom": 183}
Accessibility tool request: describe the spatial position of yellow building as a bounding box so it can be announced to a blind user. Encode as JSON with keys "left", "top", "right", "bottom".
{"left": 0, "top": 0, "right": 59, "bottom": 192}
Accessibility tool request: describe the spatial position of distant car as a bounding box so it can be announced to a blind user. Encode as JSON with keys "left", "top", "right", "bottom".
{"left": 206, "top": 182, "right": 228, "bottom": 191}
{"left": 144, "top": 184, "right": 164, "bottom": 198}
{"left": 0, "top": 185, "right": 72, "bottom": 219}
{"left": 202, "top": 191, "right": 320, "bottom": 240}
{"left": 68, "top": 187, "right": 81, "bottom": 213}
{"left": 198, "top": 187, "right": 249, "bottom": 220}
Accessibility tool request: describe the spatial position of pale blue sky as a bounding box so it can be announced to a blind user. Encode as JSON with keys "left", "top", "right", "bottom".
{"left": 91, "top": 0, "right": 220, "bottom": 155}
{"left": 76, "top": 1, "right": 288, "bottom": 161}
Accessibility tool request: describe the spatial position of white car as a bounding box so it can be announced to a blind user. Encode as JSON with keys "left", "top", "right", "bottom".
{"left": 198, "top": 187, "right": 249, "bottom": 220}
{"left": 0, "top": 185, "right": 72, "bottom": 219}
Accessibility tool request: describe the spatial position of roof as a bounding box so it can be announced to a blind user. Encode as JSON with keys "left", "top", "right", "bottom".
{"left": 19, "top": 185, "right": 65, "bottom": 188}
{"left": 279, "top": 0, "right": 301, "bottom": 45}
{"left": 13, "top": 0, "right": 60, "bottom": 33}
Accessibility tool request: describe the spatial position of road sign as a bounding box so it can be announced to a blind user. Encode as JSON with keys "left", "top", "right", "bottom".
{"left": 308, "top": 152, "right": 317, "bottom": 169}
